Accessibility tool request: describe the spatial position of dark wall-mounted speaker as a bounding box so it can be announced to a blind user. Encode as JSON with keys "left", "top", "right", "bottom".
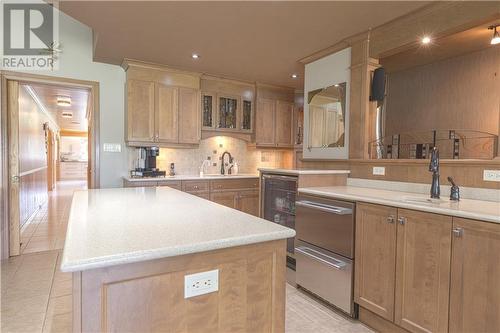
{"left": 370, "top": 67, "right": 386, "bottom": 101}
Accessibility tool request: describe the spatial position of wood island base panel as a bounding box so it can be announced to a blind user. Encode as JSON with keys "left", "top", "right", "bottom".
{"left": 73, "top": 240, "right": 286, "bottom": 333}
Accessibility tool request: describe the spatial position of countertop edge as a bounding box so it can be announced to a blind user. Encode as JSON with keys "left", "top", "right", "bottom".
{"left": 258, "top": 168, "right": 350, "bottom": 175}
{"left": 298, "top": 188, "right": 500, "bottom": 224}
{"left": 123, "top": 175, "right": 259, "bottom": 182}
{"left": 60, "top": 229, "right": 295, "bottom": 273}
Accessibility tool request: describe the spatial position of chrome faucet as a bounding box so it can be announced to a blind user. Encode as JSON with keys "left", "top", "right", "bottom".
{"left": 429, "top": 147, "right": 440, "bottom": 199}
{"left": 220, "top": 151, "right": 233, "bottom": 175}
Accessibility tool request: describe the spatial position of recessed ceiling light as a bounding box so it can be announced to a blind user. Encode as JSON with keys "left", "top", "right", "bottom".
{"left": 421, "top": 36, "right": 432, "bottom": 45}
{"left": 191, "top": 53, "right": 200, "bottom": 59}
{"left": 61, "top": 111, "right": 73, "bottom": 118}
{"left": 56, "top": 96, "right": 71, "bottom": 106}
{"left": 489, "top": 25, "right": 500, "bottom": 45}
{"left": 291, "top": 74, "right": 298, "bottom": 79}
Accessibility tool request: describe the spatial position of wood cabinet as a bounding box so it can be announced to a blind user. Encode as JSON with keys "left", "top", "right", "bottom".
{"left": 394, "top": 209, "right": 452, "bottom": 333}
{"left": 355, "top": 203, "right": 453, "bottom": 333}
{"left": 355, "top": 203, "right": 397, "bottom": 321}
{"left": 449, "top": 218, "right": 500, "bottom": 333}
{"left": 126, "top": 79, "right": 155, "bottom": 143}
{"left": 255, "top": 98, "right": 294, "bottom": 148}
{"left": 124, "top": 61, "right": 201, "bottom": 147}
{"left": 123, "top": 178, "right": 259, "bottom": 217}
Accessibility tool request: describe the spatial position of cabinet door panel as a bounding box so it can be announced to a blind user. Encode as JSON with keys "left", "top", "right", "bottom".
{"left": 255, "top": 98, "right": 275, "bottom": 146}
{"left": 210, "top": 191, "right": 238, "bottom": 209}
{"left": 395, "top": 209, "right": 452, "bottom": 333}
{"left": 156, "top": 84, "right": 178, "bottom": 143}
{"left": 238, "top": 190, "right": 259, "bottom": 217}
{"left": 178, "top": 88, "right": 200, "bottom": 144}
{"left": 355, "top": 203, "right": 397, "bottom": 321}
{"left": 127, "top": 80, "right": 155, "bottom": 142}
{"left": 450, "top": 218, "right": 500, "bottom": 333}
{"left": 275, "top": 101, "right": 293, "bottom": 147}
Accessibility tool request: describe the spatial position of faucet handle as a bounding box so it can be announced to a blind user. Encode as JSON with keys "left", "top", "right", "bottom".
{"left": 447, "top": 177, "right": 460, "bottom": 201}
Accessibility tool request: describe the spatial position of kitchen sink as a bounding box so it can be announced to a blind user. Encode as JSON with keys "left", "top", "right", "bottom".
{"left": 400, "top": 196, "right": 445, "bottom": 205}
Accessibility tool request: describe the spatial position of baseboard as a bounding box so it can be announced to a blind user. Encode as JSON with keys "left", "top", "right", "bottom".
{"left": 358, "top": 306, "right": 410, "bottom": 333}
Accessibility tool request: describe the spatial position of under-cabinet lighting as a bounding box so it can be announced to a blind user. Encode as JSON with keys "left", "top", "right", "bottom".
{"left": 56, "top": 96, "right": 71, "bottom": 106}
{"left": 291, "top": 74, "right": 298, "bottom": 79}
{"left": 61, "top": 112, "right": 73, "bottom": 118}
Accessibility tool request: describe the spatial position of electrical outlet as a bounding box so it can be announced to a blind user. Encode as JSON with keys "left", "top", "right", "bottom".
{"left": 372, "top": 166, "right": 385, "bottom": 176}
{"left": 483, "top": 170, "right": 500, "bottom": 182}
{"left": 184, "top": 269, "right": 219, "bottom": 298}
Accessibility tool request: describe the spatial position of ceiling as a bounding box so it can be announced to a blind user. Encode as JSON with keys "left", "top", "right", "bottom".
{"left": 30, "top": 83, "right": 90, "bottom": 131}
{"left": 59, "top": 1, "right": 430, "bottom": 89}
{"left": 381, "top": 20, "right": 500, "bottom": 73}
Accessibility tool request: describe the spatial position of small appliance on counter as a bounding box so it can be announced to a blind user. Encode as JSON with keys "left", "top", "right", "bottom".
{"left": 131, "top": 147, "right": 166, "bottom": 178}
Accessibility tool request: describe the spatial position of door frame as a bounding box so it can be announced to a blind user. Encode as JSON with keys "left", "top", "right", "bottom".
{"left": 0, "top": 70, "right": 100, "bottom": 259}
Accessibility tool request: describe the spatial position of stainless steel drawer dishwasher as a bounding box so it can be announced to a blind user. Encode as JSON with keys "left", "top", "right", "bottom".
{"left": 295, "top": 194, "right": 356, "bottom": 316}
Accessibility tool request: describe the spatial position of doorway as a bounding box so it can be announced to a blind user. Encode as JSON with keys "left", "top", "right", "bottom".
{"left": 0, "top": 71, "right": 100, "bottom": 258}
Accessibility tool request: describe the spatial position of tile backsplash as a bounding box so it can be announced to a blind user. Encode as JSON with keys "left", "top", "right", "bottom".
{"left": 128, "top": 136, "right": 293, "bottom": 175}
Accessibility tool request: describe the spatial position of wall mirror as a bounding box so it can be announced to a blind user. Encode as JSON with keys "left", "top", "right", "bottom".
{"left": 372, "top": 21, "right": 500, "bottom": 160}
{"left": 307, "top": 83, "right": 347, "bottom": 149}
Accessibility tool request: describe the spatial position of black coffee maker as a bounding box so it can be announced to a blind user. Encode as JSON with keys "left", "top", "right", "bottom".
{"left": 132, "top": 147, "right": 166, "bottom": 178}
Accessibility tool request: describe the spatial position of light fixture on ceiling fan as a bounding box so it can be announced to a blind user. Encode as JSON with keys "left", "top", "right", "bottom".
{"left": 57, "top": 96, "right": 71, "bottom": 106}
{"left": 489, "top": 24, "right": 500, "bottom": 45}
{"left": 61, "top": 111, "right": 73, "bottom": 118}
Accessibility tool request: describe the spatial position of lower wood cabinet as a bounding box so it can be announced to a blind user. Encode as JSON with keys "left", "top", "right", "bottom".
{"left": 355, "top": 203, "right": 397, "bottom": 321}
{"left": 210, "top": 191, "right": 239, "bottom": 209}
{"left": 238, "top": 190, "right": 259, "bottom": 216}
{"left": 394, "top": 209, "right": 452, "bottom": 333}
{"left": 356, "top": 203, "right": 500, "bottom": 333}
{"left": 449, "top": 218, "right": 500, "bottom": 333}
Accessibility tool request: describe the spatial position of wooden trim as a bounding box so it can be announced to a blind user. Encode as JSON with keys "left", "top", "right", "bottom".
{"left": 60, "top": 130, "right": 87, "bottom": 137}
{"left": 359, "top": 306, "right": 410, "bottom": 333}
{"left": 7, "top": 80, "right": 20, "bottom": 257}
{"left": 19, "top": 166, "right": 48, "bottom": 177}
{"left": 122, "top": 58, "right": 202, "bottom": 77}
{"left": 0, "top": 74, "right": 8, "bottom": 259}
{"left": 201, "top": 74, "right": 255, "bottom": 88}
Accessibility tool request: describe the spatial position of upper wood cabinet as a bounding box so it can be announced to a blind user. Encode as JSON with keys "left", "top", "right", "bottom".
{"left": 126, "top": 79, "right": 155, "bottom": 143}
{"left": 449, "top": 218, "right": 500, "bottom": 333}
{"left": 355, "top": 203, "right": 397, "bottom": 321}
{"left": 124, "top": 60, "right": 201, "bottom": 147}
{"left": 394, "top": 209, "right": 452, "bottom": 333}
{"left": 200, "top": 76, "right": 255, "bottom": 138}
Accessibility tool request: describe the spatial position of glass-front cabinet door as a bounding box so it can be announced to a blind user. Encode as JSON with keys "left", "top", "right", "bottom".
{"left": 218, "top": 95, "right": 238, "bottom": 129}
{"left": 202, "top": 92, "right": 215, "bottom": 129}
{"left": 242, "top": 100, "right": 252, "bottom": 131}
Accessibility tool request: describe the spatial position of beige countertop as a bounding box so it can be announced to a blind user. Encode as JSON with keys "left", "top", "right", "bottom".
{"left": 123, "top": 174, "right": 259, "bottom": 182}
{"left": 61, "top": 187, "right": 295, "bottom": 272}
{"left": 258, "top": 168, "right": 350, "bottom": 176}
{"left": 298, "top": 186, "right": 500, "bottom": 224}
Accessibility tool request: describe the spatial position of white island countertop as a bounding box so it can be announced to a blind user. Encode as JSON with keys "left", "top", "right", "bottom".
{"left": 61, "top": 187, "right": 295, "bottom": 272}
{"left": 299, "top": 186, "right": 500, "bottom": 224}
{"left": 258, "top": 168, "right": 350, "bottom": 176}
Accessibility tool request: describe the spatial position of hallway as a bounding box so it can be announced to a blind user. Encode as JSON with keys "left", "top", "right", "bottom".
{"left": 20, "top": 181, "right": 87, "bottom": 255}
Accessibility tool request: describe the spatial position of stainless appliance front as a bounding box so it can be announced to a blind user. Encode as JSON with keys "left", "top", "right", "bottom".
{"left": 295, "top": 194, "right": 356, "bottom": 316}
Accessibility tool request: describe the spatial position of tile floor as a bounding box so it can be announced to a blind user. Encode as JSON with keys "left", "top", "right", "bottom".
{"left": 1, "top": 180, "right": 373, "bottom": 333}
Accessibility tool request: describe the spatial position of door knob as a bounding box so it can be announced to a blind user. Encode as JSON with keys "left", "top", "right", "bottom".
{"left": 11, "top": 175, "right": 20, "bottom": 183}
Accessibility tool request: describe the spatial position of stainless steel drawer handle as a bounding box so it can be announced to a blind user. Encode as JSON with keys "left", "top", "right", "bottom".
{"left": 295, "top": 246, "right": 346, "bottom": 270}
{"left": 296, "top": 201, "right": 353, "bottom": 215}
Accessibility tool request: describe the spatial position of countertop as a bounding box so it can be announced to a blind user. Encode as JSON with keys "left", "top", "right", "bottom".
{"left": 258, "top": 168, "right": 350, "bottom": 176}
{"left": 298, "top": 186, "right": 500, "bottom": 224}
{"left": 61, "top": 187, "right": 295, "bottom": 272}
{"left": 123, "top": 174, "right": 259, "bottom": 182}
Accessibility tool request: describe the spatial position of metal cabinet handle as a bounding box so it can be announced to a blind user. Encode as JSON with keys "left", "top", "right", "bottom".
{"left": 193, "top": 185, "right": 199, "bottom": 189}
{"left": 452, "top": 227, "right": 463, "bottom": 238}
{"left": 295, "top": 246, "right": 346, "bottom": 270}
{"left": 296, "top": 201, "right": 353, "bottom": 215}
{"left": 387, "top": 216, "right": 395, "bottom": 223}
{"left": 398, "top": 217, "right": 406, "bottom": 225}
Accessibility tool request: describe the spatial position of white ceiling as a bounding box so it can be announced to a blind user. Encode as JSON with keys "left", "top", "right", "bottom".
{"left": 30, "top": 83, "right": 90, "bottom": 131}
{"left": 59, "top": 1, "right": 430, "bottom": 89}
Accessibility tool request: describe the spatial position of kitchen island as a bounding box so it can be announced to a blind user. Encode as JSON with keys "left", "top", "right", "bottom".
{"left": 61, "top": 186, "right": 295, "bottom": 332}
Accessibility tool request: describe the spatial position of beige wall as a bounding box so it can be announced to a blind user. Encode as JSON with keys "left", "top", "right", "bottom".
{"left": 18, "top": 85, "right": 51, "bottom": 226}
{"left": 385, "top": 47, "right": 500, "bottom": 137}
{"left": 128, "top": 136, "right": 293, "bottom": 175}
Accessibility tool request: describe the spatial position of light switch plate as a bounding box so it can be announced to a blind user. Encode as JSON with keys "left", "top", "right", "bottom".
{"left": 184, "top": 269, "right": 219, "bottom": 299}
{"left": 103, "top": 143, "right": 121, "bottom": 153}
{"left": 483, "top": 170, "right": 500, "bottom": 182}
{"left": 373, "top": 166, "right": 385, "bottom": 176}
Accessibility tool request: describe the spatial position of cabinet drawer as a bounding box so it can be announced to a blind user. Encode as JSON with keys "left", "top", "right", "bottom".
{"left": 210, "top": 178, "right": 258, "bottom": 191}
{"left": 157, "top": 180, "right": 182, "bottom": 190}
{"left": 182, "top": 180, "right": 209, "bottom": 192}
